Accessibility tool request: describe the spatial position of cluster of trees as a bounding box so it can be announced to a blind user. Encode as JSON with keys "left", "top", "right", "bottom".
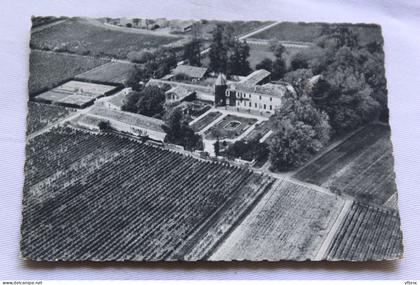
{"left": 126, "top": 47, "right": 180, "bottom": 90}
{"left": 183, "top": 38, "right": 202, "bottom": 66}
{"left": 223, "top": 137, "right": 269, "bottom": 164}
{"left": 255, "top": 43, "right": 287, "bottom": 80}
{"left": 208, "top": 24, "right": 251, "bottom": 76}
{"left": 286, "top": 26, "right": 387, "bottom": 133}
{"left": 267, "top": 25, "right": 387, "bottom": 171}
{"left": 121, "top": 86, "right": 166, "bottom": 118}
{"left": 162, "top": 107, "right": 203, "bottom": 151}
{"left": 269, "top": 90, "right": 331, "bottom": 170}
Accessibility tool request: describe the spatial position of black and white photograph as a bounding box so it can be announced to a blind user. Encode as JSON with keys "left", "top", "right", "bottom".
{"left": 21, "top": 16, "right": 403, "bottom": 262}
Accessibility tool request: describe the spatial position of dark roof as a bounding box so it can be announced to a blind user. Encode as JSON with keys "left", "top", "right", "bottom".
{"left": 172, "top": 65, "right": 208, "bottom": 79}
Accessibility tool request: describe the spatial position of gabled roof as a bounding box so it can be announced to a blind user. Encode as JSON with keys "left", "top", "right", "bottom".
{"left": 231, "top": 82, "right": 294, "bottom": 98}
{"left": 172, "top": 65, "right": 208, "bottom": 79}
{"left": 239, "top": 69, "right": 271, "bottom": 86}
{"left": 165, "top": 86, "right": 194, "bottom": 100}
{"left": 215, "top": 73, "right": 227, "bottom": 86}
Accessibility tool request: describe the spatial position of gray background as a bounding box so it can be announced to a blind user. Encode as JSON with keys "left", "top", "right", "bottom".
{"left": 1, "top": 0, "right": 419, "bottom": 280}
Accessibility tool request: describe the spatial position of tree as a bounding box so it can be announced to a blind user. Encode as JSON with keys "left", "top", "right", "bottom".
{"left": 227, "top": 40, "right": 251, "bottom": 76}
{"left": 272, "top": 44, "right": 287, "bottom": 80}
{"left": 208, "top": 24, "right": 234, "bottom": 74}
{"left": 163, "top": 107, "right": 203, "bottom": 151}
{"left": 269, "top": 90, "right": 331, "bottom": 171}
{"left": 290, "top": 52, "right": 309, "bottom": 70}
{"left": 315, "top": 46, "right": 381, "bottom": 132}
{"left": 256, "top": 58, "right": 273, "bottom": 73}
{"left": 121, "top": 91, "right": 143, "bottom": 112}
{"left": 183, "top": 39, "right": 202, "bottom": 66}
{"left": 163, "top": 106, "right": 183, "bottom": 141}
{"left": 98, "top": 120, "right": 111, "bottom": 131}
{"left": 269, "top": 120, "right": 320, "bottom": 170}
{"left": 214, "top": 139, "right": 220, "bottom": 156}
{"left": 122, "top": 86, "right": 166, "bottom": 117}
{"left": 136, "top": 86, "right": 166, "bottom": 117}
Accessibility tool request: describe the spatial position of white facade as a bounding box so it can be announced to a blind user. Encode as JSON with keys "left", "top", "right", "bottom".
{"left": 226, "top": 89, "right": 282, "bottom": 114}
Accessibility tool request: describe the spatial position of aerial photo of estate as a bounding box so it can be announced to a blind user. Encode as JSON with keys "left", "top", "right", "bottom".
{"left": 21, "top": 16, "right": 403, "bottom": 261}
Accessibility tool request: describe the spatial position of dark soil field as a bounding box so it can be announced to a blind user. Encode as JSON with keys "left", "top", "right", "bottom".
{"left": 30, "top": 18, "right": 180, "bottom": 59}
{"left": 26, "top": 102, "right": 76, "bottom": 135}
{"left": 293, "top": 124, "right": 396, "bottom": 205}
{"left": 326, "top": 201, "right": 403, "bottom": 261}
{"left": 75, "top": 62, "right": 138, "bottom": 84}
{"left": 29, "top": 50, "right": 108, "bottom": 96}
{"left": 21, "top": 127, "right": 273, "bottom": 261}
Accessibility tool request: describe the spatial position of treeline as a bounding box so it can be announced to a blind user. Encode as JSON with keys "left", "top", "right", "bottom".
{"left": 268, "top": 25, "right": 387, "bottom": 171}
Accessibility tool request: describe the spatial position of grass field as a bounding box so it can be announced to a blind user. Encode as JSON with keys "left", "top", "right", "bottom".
{"left": 204, "top": 114, "right": 258, "bottom": 140}
{"left": 26, "top": 102, "right": 76, "bottom": 135}
{"left": 29, "top": 50, "right": 108, "bottom": 95}
{"left": 75, "top": 62, "right": 137, "bottom": 84}
{"left": 21, "top": 127, "right": 273, "bottom": 260}
{"left": 31, "top": 18, "right": 180, "bottom": 59}
{"left": 326, "top": 202, "right": 403, "bottom": 261}
{"left": 293, "top": 124, "right": 396, "bottom": 205}
{"left": 251, "top": 22, "right": 382, "bottom": 45}
{"left": 247, "top": 43, "right": 276, "bottom": 69}
{"left": 210, "top": 179, "right": 345, "bottom": 261}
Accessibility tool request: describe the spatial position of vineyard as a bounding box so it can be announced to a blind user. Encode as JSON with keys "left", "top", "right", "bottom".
{"left": 26, "top": 102, "right": 75, "bottom": 135}
{"left": 293, "top": 124, "right": 396, "bottom": 205}
{"left": 210, "top": 180, "right": 345, "bottom": 261}
{"left": 29, "top": 50, "right": 107, "bottom": 95}
{"left": 326, "top": 202, "right": 403, "bottom": 261}
{"left": 21, "top": 127, "right": 274, "bottom": 261}
{"left": 30, "top": 18, "right": 180, "bottom": 59}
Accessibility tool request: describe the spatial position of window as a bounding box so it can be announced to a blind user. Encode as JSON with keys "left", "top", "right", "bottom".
{"left": 249, "top": 102, "right": 251, "bottom": 107}
{"left": 264, "top": 104, "right": 266, "bottom": 110}
{"left": 255, "top": 103, "right": 257, "bottom": 108}
{"left": 270, "top": 97, "right": 272, "bottom": 101}
{"left": 259, "top": 95, "right": 262, "bottom": 100}
{"left": 249, "top": 94, "right": 251, "bottom": 98}
{"left": 237, "top": 101, "right": 240, "bottom": 106}
{"left": 270, "top": 105, "right": 272, "bottom": 110}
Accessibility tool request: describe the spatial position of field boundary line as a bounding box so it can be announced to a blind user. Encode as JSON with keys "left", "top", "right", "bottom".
{"left": 291, "top": 126, "right": 365, "bottom": 177}
{"left": 284, "top": 177, "right": 335, "bottom": 196}
{"left": 208, "top": 178, "right": 283, "bottom": 260}
{"left": 339, "top": 150, "right": 389, "bottom": 193}
{"left": 383, "top": 192, "right": 398, "bottom": 209}
{"left": 31, "top": 19, "right": 67, "bottom": 33}
{"left": 188, "top": 108, "right": 215, "bottom": 126}
{"left": 197, "top": 113, "right": 227, "bottom": 135}
{"left": 313, "top": 198, "right": 353, "bottom": 261}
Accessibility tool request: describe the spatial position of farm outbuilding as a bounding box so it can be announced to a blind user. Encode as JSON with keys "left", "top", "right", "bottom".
{"left": 171, "top": 65, "right": 208, "bottom": 81}
{"left": 34, "top": 80, "right": 119, "bottom": 108}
